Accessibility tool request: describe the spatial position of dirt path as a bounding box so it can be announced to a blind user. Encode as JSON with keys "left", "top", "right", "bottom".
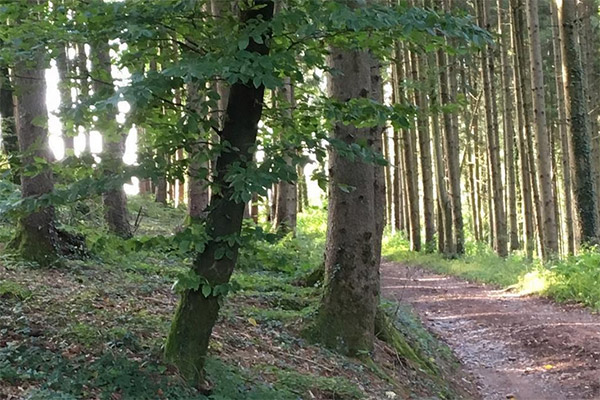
{"left": 381, "top": 261, "right": 600, "bottom": 400}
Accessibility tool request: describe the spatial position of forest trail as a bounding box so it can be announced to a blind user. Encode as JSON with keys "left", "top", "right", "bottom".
{"left": 381, "top": 261, "right": 600, "bottom": 400}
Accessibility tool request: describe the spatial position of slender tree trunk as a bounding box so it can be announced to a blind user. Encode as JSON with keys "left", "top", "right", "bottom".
{"left": 76, "top": 43, "right": 91, "bottom": 153}
{"left": 92, "top": 41, "right": 132, "bottom": 238}
{"left": 187, "top": 80, "right": 210, "bottom": 219}
{"left": 478, "top": 0, "right": 507, "bottom": 257}
{"left": 0, "top": 66, "right": 18, "bottom": 183}
{"left": 370, "top": 52, "right": 385, "bottom": 267}
{"left": 56, "top": 43, "right": 74, "bottom": 153}
{"left": 498, "top": 0, "right": 519, "bottom": 251}
{"left": 550, "top": 0, "right": 575, "bottom": 254}
{"left": 400, "top": 45, "right": 421, "bottom": 251}
{"left": 525, "top": 0, "right": 559, "bottom": 256}
{"left": 164, "top": 1, "right": 274, "bottom": 384}
{"left": 511, "top": 0, "right": 537, "bottom": 258}
{"left": 274, "top": 78, "right": 297, "bottom": 234}
{"left": 410, "top": 49, "right": 436, "bottom": 252}
{"left": 558, "top": 0, "right": 598, "bottom": 244}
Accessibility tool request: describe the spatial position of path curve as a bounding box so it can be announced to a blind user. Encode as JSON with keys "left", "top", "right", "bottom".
{"left": 381, "top": 261, "right": 600, "bottom": 400}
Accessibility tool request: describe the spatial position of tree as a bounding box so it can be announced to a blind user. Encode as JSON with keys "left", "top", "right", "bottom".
{"left": 91, "top": 40, "right": 132, "bottom": 239}
{"left": 526, "top": 0, "right": 559, "bottom": 256}
{"left": 0, "top": 64, "right": 18, "bottom": 183}
{"left": 477, "top": 0, "right": 507, "bottom": 257}
{"left": 9, "top": 42, "right": 60, "bottom": 265}
{"left": 557, "top": 0, "right": 598, "bottom": 244}
{"left": 164, "top": 1, "right": 275, "bottom": 384}
{"left": 317, "top": 33, "right": 379, "bottom": 356}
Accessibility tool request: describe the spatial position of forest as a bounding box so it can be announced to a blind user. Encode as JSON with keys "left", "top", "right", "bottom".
{"left": 1, "top": 0, "right": 600, "bottom": 399}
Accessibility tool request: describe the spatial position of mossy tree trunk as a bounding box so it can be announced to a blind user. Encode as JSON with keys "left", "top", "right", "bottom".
{"left": 10, "top": 52, "right": 60, "bottom": 265}
{"left": 164, "top": 1, "right": 274, "bottom": 386}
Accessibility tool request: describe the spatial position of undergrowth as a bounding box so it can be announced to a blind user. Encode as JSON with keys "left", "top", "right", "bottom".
{"left": 383, "top": 232, "right": 600, "bottom": 310}
{"left": 0, "top": 197, "right": 474, "bottom": 399}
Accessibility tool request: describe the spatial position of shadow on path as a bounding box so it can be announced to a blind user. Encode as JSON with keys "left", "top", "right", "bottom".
{"left": 381, "top": 261, "right": 600, "bottom": 400}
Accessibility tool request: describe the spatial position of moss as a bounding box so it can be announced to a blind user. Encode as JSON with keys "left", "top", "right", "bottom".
{"left": 260, "top": 365, "right": 364, "bottom": 399}
{"left": 374, "top": 307, "right": 437, "bottom": 375}
{"left": 9, "top": 226, "right": 60, "bottom": 267}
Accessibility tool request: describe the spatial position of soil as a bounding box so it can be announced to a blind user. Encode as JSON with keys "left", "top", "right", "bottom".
{"left": 381, "top": 261, "right": 600, "bottom": 400}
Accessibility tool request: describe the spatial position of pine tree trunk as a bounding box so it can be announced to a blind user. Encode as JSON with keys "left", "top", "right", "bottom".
{"left": 510, "top": 0, "right": 536, "bottom": 258}
{"left": 478, "top": 0, "right": 507, "bottom": 257}
{"left": 397, "top": 43, "right": 421, "bottom": 251}
{"left": 526, "top": 0, "right": 559, "bottom": 255}
{"left": 76, "top": 43, "right": 91, "bottom": 154}
{"left": 498, "top": 0, "right": 519, "bottom": 252}
{"left": 56, "top": 43, "right": 74, "bottom": 153}
{"left": 164, "top": 1, "right": 274, "bottom": 384}
{"left": 557, "top": 0, "right": 598, "bottom": 244}
{"left": 410, "top": 49, "right": 435, "bottom": 252}
{"left": 92, "top": 41, "right": 132, "bottom": 239}
{"left": 274, "top": 78, "right": 297, "bottom": 234}
{"left": 550, "top": 0, "right": 575, "bottom": 254}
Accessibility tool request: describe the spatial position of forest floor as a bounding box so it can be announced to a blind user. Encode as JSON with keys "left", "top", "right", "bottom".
{"left": 381, "top": 261, "right": 600, "bottom": 400}
{"left": 0, "top": 199, "right": 476, "bottom": 400}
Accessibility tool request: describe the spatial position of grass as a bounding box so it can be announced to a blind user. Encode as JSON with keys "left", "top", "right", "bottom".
{"left": 383, "top": 232, "right": 600, "bottom": 310}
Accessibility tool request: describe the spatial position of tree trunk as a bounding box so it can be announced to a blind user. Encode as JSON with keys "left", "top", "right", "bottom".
{"left": 558, "top": 0, "right": 598, "bottom": 244}
{"left": 498, "top": 0, "right": 519, "bottom": 252}
{"left": 274, "top": 78, "right": 298, "bottom": 234}
{"left": 76, "top": 43, "right": 91, "bottom": 154}
{"left": 10, "top": 54, "right": 60, "bottom": 265}
{"left": 410, "top": 49, "right": 436, "bottom": 252}
{"left": 187, "top": 80, "right": 210, "bottom": 219}
{"left": 56, "top": 43, "right": 74, "bottom": 153}
{"left": 164, "top": 1, "right": 274, "bottom": 385}
{"left": 318, "top": 39, "right": 378, "bottom": 356}
{"left": 0, "top": 65, "right": 18, "bottom": 183}
{"left": 511, "top": 5, "right": 535, "bottom": 258}
{"left": 477, "top": 0, "right": 507, "bottom": 257}
{"left": 526, "top": 0, "right": 559, "bottom": 256}
{"left": 550, "top": 0, "right": 575, "bottom": 254}
{"left": 396, "top": 43, "right": 421, "bottom": 251}
{"left": 92, "top": 41, "right": 132, "bottom": 239}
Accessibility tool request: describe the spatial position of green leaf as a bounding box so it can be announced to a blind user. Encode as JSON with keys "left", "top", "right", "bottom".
{"left": 201, "top": 284, "right": 212, "bottom": 298}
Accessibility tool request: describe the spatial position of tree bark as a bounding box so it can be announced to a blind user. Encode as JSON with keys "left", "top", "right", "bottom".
{"left": 92, "top": 41, "right": 132, "bottom": 239}
{"left": 550, "top": 0, "right": 575, "bottom": 254}
{"left": 396, "top": 43, "right": 421, "bottom": 251}
{"left": 164, "top": 1, "right": 274, "bottom": 385}
{"left": 525, "top": 0, "right": 559, "bottom": 256}
{"left": 10, "top": 54, "right": 60, "bottom": 265}
{"left": 56, "top": 43, "right": 74, "bottom": 153}
{"left": 477, "top": 0, "right": 507, "bottom": 257}
{"left": 318, "top": 35, "right": 379, "bottom": 356}
{"left": 410, "top": 49, "right": 436, "bottom": 252}
{"left": 274, "top": 78, "right": 298, "bottom": 234}
{"left": 498, "top": 0, "right": 519, "bottom": 252}
{"left": 0, "top": 65, "right": 18, "bottom": 183}
{"left": 557, "top": 0, "right": 598, "bottom": 244}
